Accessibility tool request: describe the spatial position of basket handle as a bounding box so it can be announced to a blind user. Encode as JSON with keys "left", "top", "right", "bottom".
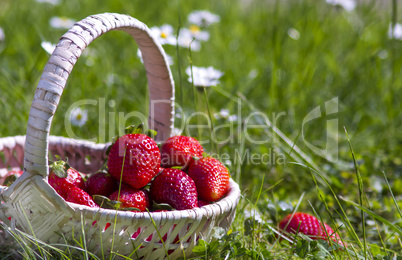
{"left": 24, "top": 13, "right": 175, "bottom": 177}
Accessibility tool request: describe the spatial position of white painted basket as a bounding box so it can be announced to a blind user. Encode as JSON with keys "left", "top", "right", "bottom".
{"left": 0, "top": 13, "right": 240, "bottom": 259}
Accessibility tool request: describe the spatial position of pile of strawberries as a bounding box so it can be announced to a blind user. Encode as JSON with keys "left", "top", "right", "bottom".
{"left": 46, "top": 133, "right": 230, "bottom": 212}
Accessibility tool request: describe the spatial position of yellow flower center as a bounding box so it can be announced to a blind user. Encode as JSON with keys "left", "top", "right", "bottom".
{"left": 160, "top": 32, "right": 168, "bottom": 39}
{"left": 190, "top": 25, "right": 200, "bottom": 34}
{"left": 76, "top": 114, "right": 82, "bottom": 120}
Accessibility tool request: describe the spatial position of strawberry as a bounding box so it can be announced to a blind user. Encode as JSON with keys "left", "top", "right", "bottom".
{"left": 160, "top": 135, "right": 204, "bottom": 169}
{"left": 107, "top": 134, "right": 161, "bottom": 189}
{"left": 85, "top": 171, "right": 119, "bottom": 197}
{"left": 188, "top": 157, "right": 230, "bottom": 202}
{"left": 65, "top": 186, "right": 99, "bottom": 208}
{"left": 109, "top": 185, "right": 150, "bottom": 212}
{"left": 2, "top": 169, "right": 23, "bottom": 186}
{"left": 48, "top": 160, "right": 85, "bottom": 199}
{"left": 198, "top": 200, "right": 210, "bottom": 207}
{"left": 150, "top": 168, "right": 198, "bottom": 210}
{"left": 278, "top": 212, "right": 344, "bottom": 246}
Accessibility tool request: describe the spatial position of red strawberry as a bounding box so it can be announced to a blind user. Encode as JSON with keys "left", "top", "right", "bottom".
{"left": 278, "top": 212, "right": 344, "bottom": 246}
{"left": 107, "top": 134, "right": 161, "bottom": 189}
{"left": 109, "top": 185, "right": 150, "bottom": 212}
{"left": 188, "top": 157, "right": 230, "bottom": 202}
{"left": 85, "top": 171, "right": 119, "bottom": 197}
{"left": 48, "top": 160, "right": 85, "bottom": 199}
{"left": 160, "top": 135, "right": 204, "bottom": 169}
{"left": 198, "top": 200, "right": 210, "bottom": 207}
{"left": 65, "top": 186, "right": 99, "bottom": 208}
{"left": 150, "top": 168, "right": 198, "bottom": 210}
{"left": 2, "top": 170, "right": 23, "bottom": 186}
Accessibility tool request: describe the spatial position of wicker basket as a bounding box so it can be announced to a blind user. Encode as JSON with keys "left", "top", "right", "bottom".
{"left": 0, "top": 13, "right": 240, "bottom": 259}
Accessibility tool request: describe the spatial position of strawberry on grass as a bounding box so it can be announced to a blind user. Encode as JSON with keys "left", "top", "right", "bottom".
{"left": 278, "top": 212, "right": 345, "bottom": 247}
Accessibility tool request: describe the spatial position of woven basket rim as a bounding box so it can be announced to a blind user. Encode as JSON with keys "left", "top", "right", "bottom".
{"left": 66, "top": 178, "right": 240, "bottom": 221}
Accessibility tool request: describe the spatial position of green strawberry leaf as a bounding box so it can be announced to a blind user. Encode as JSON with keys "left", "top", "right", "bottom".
{"left": 170, "top": 166, "right": 183, "bottom": 170}
{"left": 202, "top": 152, "right": 209, "bottom": 158}
{"left": 94, "top": 196, "right": 123, "bottom": 210}
{"left": 125, "top": 124, "right": 144, "bottom": 135}
{"left": 106, "top": 200, "right": 122, "bottom": 210}
{"left": 124, "top": 124, "right": 157, "bottom": 139}
{"left": 145, "top": 129, "right": 158, "bottom": 139}
{"left": 93, "top": 195, "right": 111, "bottom": 208}
{"left": 118, "top": 207, "right": 141, "bottom": 212}
{"left": 49, "top": 160, "right": 69, "bottom": 178}
{"left": 105, "top": 144, "right": 113, "bottom": 156}
{"left": 3, "top": 175, "right": 17, "bottom": 187}
{"left": 106, "top": 135, "right": 120, "bottom": 156}
{"left": 152, "top": 201, "right": 175, "bottom": 211}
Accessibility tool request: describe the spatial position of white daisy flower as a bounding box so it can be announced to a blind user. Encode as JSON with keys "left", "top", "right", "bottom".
{"left": 35, "top": 0, "right": 61, "bottom": 5}
{"left": 287, "top": 28, "right": 300, "bottom": 40}
{"left": 150, "top": 24, "right": 177, "bottom": 45}
{"left": 41, "top": 41, "right": 56, "bottom": 55}
{"left": 223, "top": 159, "right": 232, "bottom": 167}
{"left": 177, "top": 29, "right": 201, "bottom": 51}
{"left": 248, "top": 69, "right": 258, "bottom": 79}
{"left": 325, "top": 0, "right": 356, "bottom": 12}
{"left": 214, "top": 109, "right": 230, "bottom": 119}
{"left": 106, "top": 73, "right": 120, "bottom": 86}
{"left": 228, "top": 115, "right": 238, "bottom": 122}
{"left": 69, "top": 107, "right": 88, "bottom": 127}
{"left": 388, "top": 23, "right": 402, "bottom": 40}
{"left": 188, "top": 10, "right": 220, "bottom": 27}
{"left": 181, "top": 26, "right": 210, "bottom": 42}
{"left": 378, "top": 50, "right": 388, "bottom": 59}
{"left": 244, "top": 209, "right": 263, "bottom": 223}
{"left": 0, "top": 27, "right": 4, "bottom": 41}
{"left": 186, "top": 66, "right": 224, "bottom": 87}
{"left": 137, "top": 49, "right": 174, "bottom": 65}
{"left": 50, "top": 16, "right": 75, "bottom": 29}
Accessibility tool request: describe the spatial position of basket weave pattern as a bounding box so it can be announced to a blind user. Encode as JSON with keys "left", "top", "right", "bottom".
{"left": 0, "top": 13, "right": 240, "bottom": 259}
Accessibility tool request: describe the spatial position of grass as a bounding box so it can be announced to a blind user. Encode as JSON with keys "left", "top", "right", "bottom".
{"left": 1, "top": 0, "right": 402, "bottom": 259}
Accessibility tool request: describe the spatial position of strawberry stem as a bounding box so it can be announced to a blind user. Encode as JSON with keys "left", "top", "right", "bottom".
{"left": 49, "top": 160, "right": 69, "bottom": 178}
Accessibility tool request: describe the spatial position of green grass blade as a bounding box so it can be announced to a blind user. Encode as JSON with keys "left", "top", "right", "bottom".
{"left": 344, "top": 127, "right": 367, "bottom": 258}
{"left": 341, "top": 196, "right": 402, "bottom": 238}
{"left": 382, "top": 171, "right": 402, "bottom": 219}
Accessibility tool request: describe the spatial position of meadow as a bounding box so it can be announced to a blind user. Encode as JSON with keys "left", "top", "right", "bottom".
{"left": 0, "top": 0, "right": 402, "bottom": 259}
